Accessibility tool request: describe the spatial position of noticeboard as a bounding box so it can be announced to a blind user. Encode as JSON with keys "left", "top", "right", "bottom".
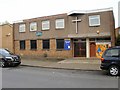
{"left": 64, "top": 40, "right": 71, "bottom": 50}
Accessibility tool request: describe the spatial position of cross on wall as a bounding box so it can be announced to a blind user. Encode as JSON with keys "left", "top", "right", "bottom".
{"left": 72, "top": 17, "right": 82, "bottom": 34}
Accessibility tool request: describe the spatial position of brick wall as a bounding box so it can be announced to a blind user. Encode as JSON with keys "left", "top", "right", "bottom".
{"left": 14, "top": 39, "right": 73, "bottom": 58}
{"left": 0, "top": 24, "right": 13, "bottom": 52}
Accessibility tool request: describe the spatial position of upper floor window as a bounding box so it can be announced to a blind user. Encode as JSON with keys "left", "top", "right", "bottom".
{"left": 42, "top": 20, "right": 50, "bottom": 30}
{"left": 19, "top": 24, "right": 25, "bottom": 32}
{"left": 30, "top": 22, "right": 37, "bottom": 31}
{"left": 55, "top": 19, "right": 65, "bottom": 29}
{"left": 89, "top": 15, "right": 100, "bottom": 26}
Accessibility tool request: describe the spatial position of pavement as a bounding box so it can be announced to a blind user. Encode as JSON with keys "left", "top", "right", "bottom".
{"left": 21, "top": 57, "right": 101, "bottom": 71}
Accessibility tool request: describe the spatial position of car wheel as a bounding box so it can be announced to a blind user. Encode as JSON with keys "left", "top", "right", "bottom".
{"left": 109, "top": 65, "right": 119, "bottom": 76}
{"left": 1, "top": 61, "right": 5, "bottom": 67}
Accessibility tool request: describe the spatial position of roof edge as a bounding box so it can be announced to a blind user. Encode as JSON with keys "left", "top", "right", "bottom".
{"left": 68, "top": 7, "right": 113, "bottom": 15}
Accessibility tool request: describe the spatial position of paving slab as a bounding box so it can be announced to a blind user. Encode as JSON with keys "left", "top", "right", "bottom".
{"left": 21, "top": 58, "right": 101, "bottom": 71}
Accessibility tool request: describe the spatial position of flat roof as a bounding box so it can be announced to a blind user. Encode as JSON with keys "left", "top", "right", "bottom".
{"left": 68, "top": 7, "right": 113, "bottom": 16}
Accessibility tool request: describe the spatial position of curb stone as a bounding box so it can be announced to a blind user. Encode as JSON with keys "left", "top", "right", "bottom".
{"left": 21, "top": 64, "right": 101, "bottom": 71}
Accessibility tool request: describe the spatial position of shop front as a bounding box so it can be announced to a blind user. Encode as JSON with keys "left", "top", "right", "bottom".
{"left": 72, "top": 37, "right": 111, "bottom": 58}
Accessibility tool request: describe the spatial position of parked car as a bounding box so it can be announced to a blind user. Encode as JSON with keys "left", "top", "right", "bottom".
{"left": 100, "top": 46, "right": 120, "bottom": 76}
{"left": 0, "top": 48, "right": 21, "bottom": 67}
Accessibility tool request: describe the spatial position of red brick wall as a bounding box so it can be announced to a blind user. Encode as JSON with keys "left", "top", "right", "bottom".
{"left": 14, "top": 39, "right": 73, "bottom": 58}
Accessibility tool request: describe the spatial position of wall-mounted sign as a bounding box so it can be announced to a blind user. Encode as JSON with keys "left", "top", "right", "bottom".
{"left": 64, "top": 40, "right": 71, "bottom": 50}
{"left": 36, "top": 31, "right": 42, "bottom": 36}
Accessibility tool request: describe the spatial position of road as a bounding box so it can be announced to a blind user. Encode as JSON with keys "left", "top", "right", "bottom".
{"left": 2, "top": 66, "right": 119, "bottom": 88}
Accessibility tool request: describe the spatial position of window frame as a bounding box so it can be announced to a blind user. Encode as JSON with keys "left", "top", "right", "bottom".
{"left": 89, "top": 15, "right": 100, "bottom": 27}
{"left": 30, "top": 22, "right": 37, "bottom": 31}
{"left": 30, "top": 40, "right": 37, "bottom": 50}
{"left": 19, "top": 24, "right": 26, "bottom": 32}
{"left": 42, "top": 20, "right": 50, "bottom": 30}
{"left": 42, "top": 39, "right": 50, "bottom": 50}
{"left": 56, "top": 39, "right": 64, "bottom": 50}
{"left": 55, "top": 19, "right": 65, "bottom": 29}
{"left": 20, "top": 40, "right": 25, "bottom": 50}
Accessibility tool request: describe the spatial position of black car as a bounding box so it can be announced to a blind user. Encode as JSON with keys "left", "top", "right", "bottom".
{"left": 100, "top": 46, "right": 120, "bottom": 76}
{"left": 0, "top": 48, "right": 21, "bottom": 67}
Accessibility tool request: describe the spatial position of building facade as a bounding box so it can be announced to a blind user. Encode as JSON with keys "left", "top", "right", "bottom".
{"left": 13, "top": 8, "right": 115, "bottom": 58}
{"left": 0, "top": 24, "right": 14, "bottom": 52}
{"left": 115, "top": 27, "right": 120, "bottom": 38}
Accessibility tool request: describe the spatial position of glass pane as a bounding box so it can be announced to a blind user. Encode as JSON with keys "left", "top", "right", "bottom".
{"left": 105, "top": 49, "right": 119, "bottom": 57}
{"left": 42, "top": 20, "right": 50, "bottom": 30}
{"left": 20, "top": 40, "right": 25, "bottom": 50}
{"left": 43, "top": 40, "right": 49, "bottom": 49}
{"left": 30, "top": 22, "right": 37, "bottom": 31}
{"left": 30, "top": 40, "right": 37, "bottom": 49}
{"left": 89, "top": 15, "right": 100, "bottom": 26}
{"left": 19, "top": 24, "right": 25, "bottom": 32}
{"left": 56, "top": 39, "right": 64, "bottom": 49}
{"left": 56, "top": 19, "right": 64, "bottom": 29}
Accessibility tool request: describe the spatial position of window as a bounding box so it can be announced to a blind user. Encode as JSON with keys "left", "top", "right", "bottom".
{"left": 20, "top": 40, "right": 25, "bottom": 50}
{"left": 55, "top": 19, "right": 65, "bottom": 29}
{"left": 56, "top": 39, "right": 64, "bottom": 49}
{"left": 30, "top": 22, "right": 37, "bottom": 31}
{"left": 105, "top": 49, "right": 119, "bottom": 57}
{"left": 30, "top": 40, "right": 37, "bottom": 50}
{"left": 42, "top": 20, "right": 50, "bottom": 30}
{"left": 43, "top": 40, "right": 50, "bottom": 49}
{"left": 19, "top": 24, "right": 25, "bottom": 32}
{"left": 89, "top": 15, "right": 100, "bottom": 26}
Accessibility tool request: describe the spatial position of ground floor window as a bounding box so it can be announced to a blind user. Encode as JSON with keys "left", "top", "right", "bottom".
{"left": 30, "top": 40, "right": 37, "bottom": 50}
{"left": 20, "top": 40, "right": 25, "bottom": 50}
{"left": 43, "top": 39, "right": 50, "bottom": 49}
{"left": 56, "top": 39, "right": 64, "bottom": 49}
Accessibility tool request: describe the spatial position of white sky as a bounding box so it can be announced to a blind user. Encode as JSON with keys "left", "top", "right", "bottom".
{"left": 0, "top": 0, "right": 119, "bottom": 27}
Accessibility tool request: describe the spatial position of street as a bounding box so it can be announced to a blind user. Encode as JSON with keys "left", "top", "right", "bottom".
{"left": 2, "top": 66, "right": 119, "bottom": 88}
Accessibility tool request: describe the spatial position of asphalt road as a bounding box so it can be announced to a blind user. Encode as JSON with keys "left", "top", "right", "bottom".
{"left": 2, "top": 66, "right": 119, "bottom": 88}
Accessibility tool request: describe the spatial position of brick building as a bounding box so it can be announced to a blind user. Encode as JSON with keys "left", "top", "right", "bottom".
{"left": 0, "top": 24, "right": 14, "bottom": 52}
{"left": 13, "top": 8, "right": 115, "bottom": 58}
{"left": 115, "top": 27, "right": 120, "bottom": 37}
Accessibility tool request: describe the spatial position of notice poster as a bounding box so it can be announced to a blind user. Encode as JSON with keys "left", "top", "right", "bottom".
{"left": 64, "top": 40, "right": 71, "bottom": 50}
{"left": 96, "top": 42, "right": 111, "bottom": 58}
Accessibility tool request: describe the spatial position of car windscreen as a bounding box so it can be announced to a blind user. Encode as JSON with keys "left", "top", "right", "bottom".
{"left": 0, "top": 49, "right": 12, "bottom": 57}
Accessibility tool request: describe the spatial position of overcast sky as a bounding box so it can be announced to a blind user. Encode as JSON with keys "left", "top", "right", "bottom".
{"left": 0, "top": 0, "right": 119, "bottom": 27}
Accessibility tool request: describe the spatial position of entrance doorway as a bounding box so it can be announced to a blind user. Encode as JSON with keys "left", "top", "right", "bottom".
{"left": 90, "top": 42, "right": 96, "bottom": 57}
{"left": 74, "top": 42, "right": 86, "bottom": 57}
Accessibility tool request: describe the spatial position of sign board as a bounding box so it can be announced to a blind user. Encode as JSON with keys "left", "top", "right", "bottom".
{"left": 36, "top": 32, "right": 42, "bottom": 36}
{"left": 64, "top": 40, "right": 71, "bottom": 50}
